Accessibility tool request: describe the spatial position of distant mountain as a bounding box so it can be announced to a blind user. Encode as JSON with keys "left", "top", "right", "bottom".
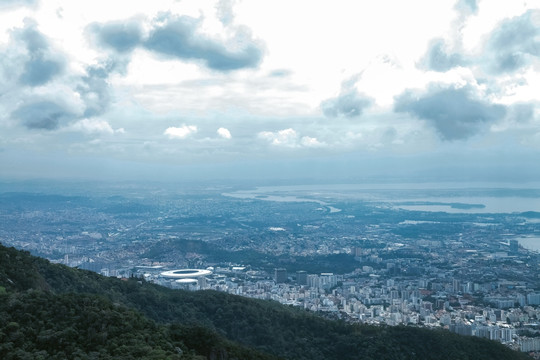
{"left": 0, "top": 244, "right": 531, "bottom": 360}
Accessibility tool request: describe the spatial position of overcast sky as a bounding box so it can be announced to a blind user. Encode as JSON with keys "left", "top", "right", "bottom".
{"left": 1, "top": 0, "right": 539, "bottom": 183}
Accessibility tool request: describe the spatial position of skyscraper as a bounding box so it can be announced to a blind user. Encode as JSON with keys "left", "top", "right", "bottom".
{"left": 510, "top": 239, "right": 519, "bottom": 253}
{"left": 275, "top": 268, "right": 287, "bottom": 283}
{"left": 296, "top": 270, "right": 307, "bottom": 285}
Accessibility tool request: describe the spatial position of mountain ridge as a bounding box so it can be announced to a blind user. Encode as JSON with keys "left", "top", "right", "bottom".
{"left": 0, "top": 243, "right": 532, "bottom": 360}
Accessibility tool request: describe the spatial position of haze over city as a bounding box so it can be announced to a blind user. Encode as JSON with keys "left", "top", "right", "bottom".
{"left": 1, "top": 0, "right": 539, "bottom": 183}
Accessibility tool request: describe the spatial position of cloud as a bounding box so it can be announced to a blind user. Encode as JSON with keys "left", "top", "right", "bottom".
{"left": 216, "top": 0, "right": 236, "bottom": 26}
{"left": 484, "top": 10, "right": 540, "bottom": 74}
{"left": 144, "top": 13, "right": 264, "bottom": 71}
{"left": 88, "top": 12, "right": 264, "bottom": 72}
{"left": 258, "top": 128, "right": 324, "bottom": 148}
{"left": 268, "top": 69, "right": 291, "bottom": 77}
{"left": 77, "top": 60, "right": 122, "bottom": 118}
{"left": 259, "top": 128, "right": 297, "bottom": 147}
{"left": 20, "top": 57, "right": 63, "bottom": 86}
{"left": 88, "top": 20, "right": 143, "bottom": 53}
{"left": 217, "top": 127, "right": 232, "bottom": 139}
{"left": 321, "top": 89, "right": 373, "bottom": 118}
{"left": 506, "top": 103, "right": 535, "bottom": 124}
{"left": 418, "top": 0, "right": 478, "bottom": 73}
{"left": 11, "top": 100, "right": 75, "bottom": 130}
{"left": 394, "top": 84, "right": 507, "bottom": 140}
{"left": 12, "top": 20, "right": 65, "bottom": 86}
{"left": 0, "top": 0, "right": 37, "bottom": 9}
{"left": 490, "top": 102, "right": 536, "bottom": 133}
{"left": 164, "top": 125, "right": 198, "bottom": 139}
{"left": 70, "top": 119, "right": 123, "bottom": 135}
{"left": 418, "top": 38, "right": 466, "bottom": 72}
{"left": 455, "top": 0, "right": 478, "bottom": 15}
{"left": 5, "top": 58, "right": 117, "bottom": 131}
{"left": 321, "top": 75, "right": 373, "bottom": 118}
{"left": 419, "top": 9, "right": 539, "bottom": 75}
{"left": 0, "top": 20, "right": 118, "bottom": 133}
{"left": 300, "top": 136, "right": 325, "bottom": 148}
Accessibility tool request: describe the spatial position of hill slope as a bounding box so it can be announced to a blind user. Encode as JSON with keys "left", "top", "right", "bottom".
{"left": 0, "top": 244, "right": 531, "bottom": 360}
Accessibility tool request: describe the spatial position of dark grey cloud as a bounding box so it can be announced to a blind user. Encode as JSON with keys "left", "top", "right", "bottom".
{"left": 11, "top": 100, "right": 74, "bottom": 130}
{"left": 321, "top": 75, "right": 373, "bottom": 118}
{"left": 426, "top": 0, "right": 476, "bottom": 74}
{"left": 13, "top": 21, "right": 64, "bottom": 86}
{"left": 419, "top": 38, "right": 465, "bottom": 72}
{"left": 89, "top": 20, "right": 143, "bottom": 53}
{"left": 77, "top": 61, "right": 118, "bottom": 118}
{"left": 394, "top": 84, "right": 507, "bottom": 140}
{"left": 321, "top": 89, "right": 373, "bottom": 118}
{"left": 507, "top": 103, "right": 535, "bottom": 123}
{"left": 144, "top": 14, "right": 263, "bottom": 71}
{"left": 88, "top": 13, "right": 264, "bottom": 71}
{"left": 1, "top": 20, "right": 124, "bottom": 132}
{"left": 420, "top": 9, "right": 539, "bottom": 75}
{"left": 20, "top": 57, "right": 63, "bottom": 86}
{"left": 485, "top": 10, "right": 540, "bottom": 74}
{"left": 9, "top": 60, "right": 117, "bottom": 130}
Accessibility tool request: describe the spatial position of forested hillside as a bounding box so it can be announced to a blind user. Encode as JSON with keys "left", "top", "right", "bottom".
{"left": 0, "top": 244, "right": 531, "bottom": 360}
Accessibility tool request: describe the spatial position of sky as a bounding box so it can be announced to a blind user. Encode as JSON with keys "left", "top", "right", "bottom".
{"left": 0, "top": 0, "right": 539, "bottom": 184}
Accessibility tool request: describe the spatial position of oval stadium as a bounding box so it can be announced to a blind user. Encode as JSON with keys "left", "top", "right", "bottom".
{"left": 160, "top": 269, "right": 212, "bottom": 279}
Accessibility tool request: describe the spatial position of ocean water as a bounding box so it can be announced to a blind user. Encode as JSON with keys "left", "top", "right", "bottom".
{"left": 516, "top": 237, "right": 540, "bottom": 252}
{"left": 223, "top": 183, "right": 540, "bottom": 214}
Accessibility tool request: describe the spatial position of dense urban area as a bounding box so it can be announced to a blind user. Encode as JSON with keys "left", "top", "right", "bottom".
{"left": 2, "top": 182, "right": 540, "bottom": 354}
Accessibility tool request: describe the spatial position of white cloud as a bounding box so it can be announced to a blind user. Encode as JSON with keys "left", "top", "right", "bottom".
{"left": 258, "top": 128, "right": 325, "bottom": 148}
{"left": 259, "top": 128, "right": 298, "bottom": 147}
{"left": 300, "top": 136, "right": 324, "bottom": 148}
{"left": 164, "top": 125, "right": 198, "bottom": 139}
{"left": 69, "top": 118, "right": 123, "bottom": 134}
{"left": 217, "top": 127, "right": 232, "bottom": 139}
